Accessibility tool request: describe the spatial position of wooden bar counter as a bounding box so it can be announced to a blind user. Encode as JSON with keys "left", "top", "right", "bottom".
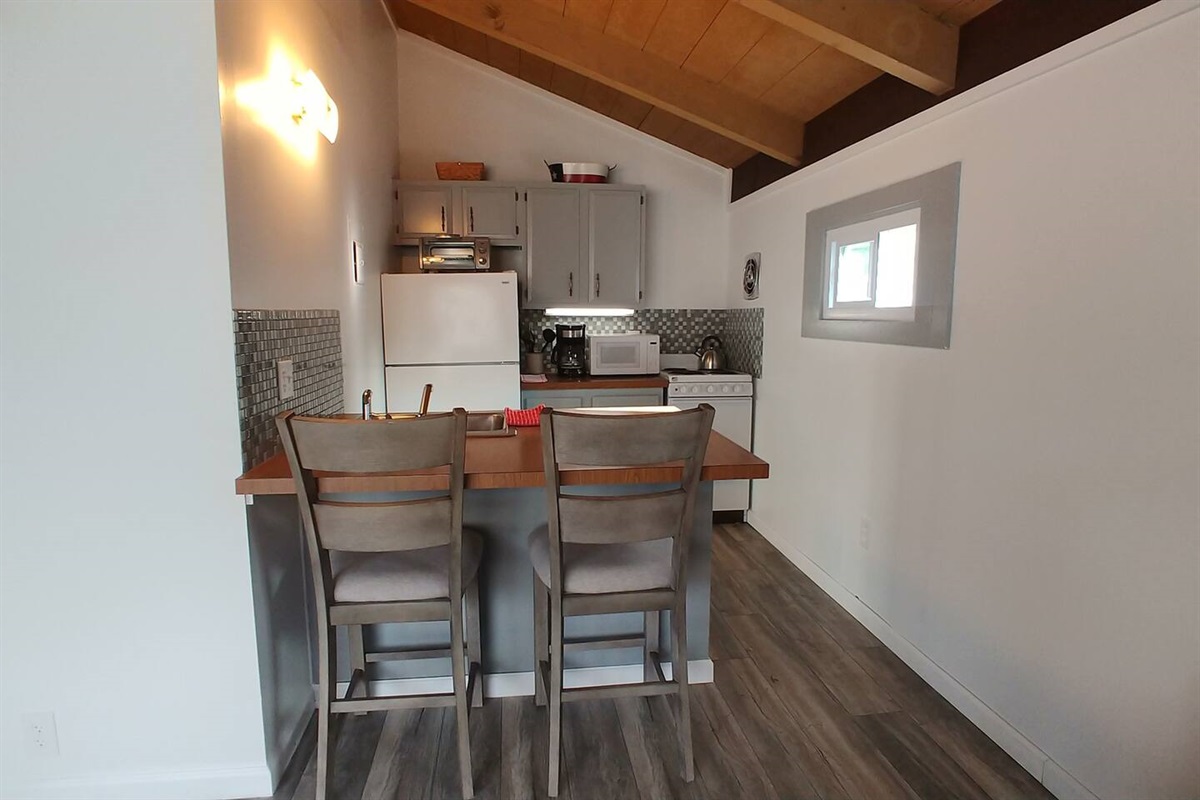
{"left": 235, "top": 421, "right": 769, "bottom": 686}
{"left": 235, "top": 428, "right": 768, "bottom": 495}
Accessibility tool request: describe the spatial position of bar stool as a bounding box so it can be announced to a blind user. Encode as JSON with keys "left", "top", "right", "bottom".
{"left": 276, "top": 409, "right": 482, "bottom": 800}
{"left": 528, "top": 405, "right": 715, "bottom": 796}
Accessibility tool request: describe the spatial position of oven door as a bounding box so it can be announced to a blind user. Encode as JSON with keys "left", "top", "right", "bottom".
{"left": 672, "top": 396, "right": 753, "bottom": 512}
{"left": 589, "top": 338, "right": 648, "bottom": 375}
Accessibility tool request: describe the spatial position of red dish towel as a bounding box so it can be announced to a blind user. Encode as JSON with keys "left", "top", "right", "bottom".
{"left": 505, "top": 405, "right": 545, "bottom": 427}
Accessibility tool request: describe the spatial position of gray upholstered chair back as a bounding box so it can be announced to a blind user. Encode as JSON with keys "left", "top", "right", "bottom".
{"left": 276, "top": 409, "right": 468, "bottom": 602}
{"left": 539, "top": 406, "right": 714, "bottom": 584}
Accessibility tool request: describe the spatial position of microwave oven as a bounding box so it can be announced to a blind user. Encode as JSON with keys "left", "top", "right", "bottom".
{"left": 419, "top": 237, "right": 490, "bottom": 271}
{"left": 587, "top": 333, "right": 661, "bottom": 375}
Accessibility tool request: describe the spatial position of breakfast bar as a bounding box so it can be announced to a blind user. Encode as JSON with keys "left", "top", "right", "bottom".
{"left": 236, "top": 425, "right": 768, "bottom": 687}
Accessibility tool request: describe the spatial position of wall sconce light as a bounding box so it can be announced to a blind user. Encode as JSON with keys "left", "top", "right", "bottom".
{"left": 292, "top": 69, "right": 338, "bottom": 144}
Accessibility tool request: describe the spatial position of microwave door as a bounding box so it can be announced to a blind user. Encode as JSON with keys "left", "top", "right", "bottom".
{"left": 597, "top": 341, "right": 641, "bottom": 372}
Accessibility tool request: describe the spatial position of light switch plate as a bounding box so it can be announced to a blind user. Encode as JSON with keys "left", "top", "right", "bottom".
{"left": 277, "top": 359, "right": 295, "bottom": 400}
{"left": 352, "top": 240, "right": 365, "bottom": 285}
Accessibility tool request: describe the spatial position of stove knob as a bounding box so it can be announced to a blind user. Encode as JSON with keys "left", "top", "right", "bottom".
{"left": 706, "top": 385, "right": 716, "bottom": 393}
{"left": 721, "top": 384, "right": 731, "bottom": 394}
{"left": 692, "top": 386, "right": 701, "bottom": 394}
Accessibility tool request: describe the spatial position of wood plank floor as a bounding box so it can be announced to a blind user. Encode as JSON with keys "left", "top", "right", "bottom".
{"left": 270, "top": 523, "right": 1053, "bottom": 800}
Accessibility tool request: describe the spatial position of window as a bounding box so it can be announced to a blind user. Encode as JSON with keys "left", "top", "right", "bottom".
{"left": 802, "top": 162, "right": 961, "bottom": 349}
{"left": 823, "top": 208, "right": 920, "bottom": 322}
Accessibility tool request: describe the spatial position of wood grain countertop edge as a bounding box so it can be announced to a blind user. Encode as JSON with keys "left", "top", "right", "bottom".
{"left": 235, "top": 429, "right": 768, "bottom": 496}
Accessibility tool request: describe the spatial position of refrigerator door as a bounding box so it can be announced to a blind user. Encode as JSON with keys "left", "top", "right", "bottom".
{"left": 385, "top": 364, "right": 520, "bottom": 413}
{"left": 382, "top": 272, "right": 519, "bottom": 365}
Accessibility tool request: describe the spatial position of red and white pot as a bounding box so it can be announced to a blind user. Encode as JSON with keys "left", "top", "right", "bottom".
{"left": 546, "top": 162, "right": 616, "bottom": 183}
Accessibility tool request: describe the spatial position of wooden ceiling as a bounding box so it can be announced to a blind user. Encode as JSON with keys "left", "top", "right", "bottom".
{"left": 382, "top": 0, "right": 1001, "bottom": 168}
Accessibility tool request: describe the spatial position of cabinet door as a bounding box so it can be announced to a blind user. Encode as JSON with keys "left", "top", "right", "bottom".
{"left": 592, "top": 391, "right": 663, "bottom": 407}
{"left": 463, "top": 186, "right": 519, "bottom": 239}
{"left": 522, "top": 391, "right": 585, "bottom": 409}
{"left": 397, "top": 187, "right": 453, "bottom": 236}
{"left": 527, "top": 189, "right": 582, "bottom": 307}
{"left": 588, "top": 189, "right": 644, "bottom": 307}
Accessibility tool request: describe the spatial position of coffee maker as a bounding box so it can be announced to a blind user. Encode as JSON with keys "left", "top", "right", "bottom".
{"left": 552, "top": 323, "right": 586, "bottom": 377}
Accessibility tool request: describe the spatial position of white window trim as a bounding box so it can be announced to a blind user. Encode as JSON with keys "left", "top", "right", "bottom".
{"left": 822, "top": 207, "right": 921, "bottom": 322}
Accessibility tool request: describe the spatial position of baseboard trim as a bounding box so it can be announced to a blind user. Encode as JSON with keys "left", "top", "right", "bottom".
{"left": 17, "top": 764, "right": 273, "bottom": 800}
{"left": 334, "top": 659, "right": 714, "bottom": 699}
{"left": 747, "top": 511, "right": 1094, "bottom": 800}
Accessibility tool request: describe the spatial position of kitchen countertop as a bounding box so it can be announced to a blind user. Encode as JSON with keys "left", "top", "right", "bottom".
{"left": 235, "top": 427, "right": 767, "bottom": 495}
{"left": 521, "top": 374, "right": 668, "bottom": 390}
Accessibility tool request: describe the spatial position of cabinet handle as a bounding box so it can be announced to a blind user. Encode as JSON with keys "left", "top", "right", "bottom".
{"left": 469, "top": 206, "right": 475, "bottom": 233}
{"left": 569, "top": 272, "right": 574, "bottom": 297}
{"left": 595, "top": 273, "right": 600, "bottom": 297}
{"left": 440, "top": 206, "right": 446, "bottom": 233}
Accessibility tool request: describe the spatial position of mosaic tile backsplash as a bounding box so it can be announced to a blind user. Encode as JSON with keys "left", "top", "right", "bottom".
{"left": 234, "top": 310, "right": 344, "bottom": 469}
{"left": 520, "top": 307, "right": 764, "bottom": 378}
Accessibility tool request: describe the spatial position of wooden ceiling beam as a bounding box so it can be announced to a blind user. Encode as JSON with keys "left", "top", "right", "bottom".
{"left": 735, "top": 0, "right": 959, "bottom": 95}
{"left": 403, "top": 0, "right": 805, "bottom": 165}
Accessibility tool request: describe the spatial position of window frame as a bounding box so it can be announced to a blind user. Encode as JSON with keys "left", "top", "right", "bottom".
{"left": 802, "top": 162, "right": 961, "bottom": 349}
{"left": 822, "top": 207, "right": 921, "bottom": 322}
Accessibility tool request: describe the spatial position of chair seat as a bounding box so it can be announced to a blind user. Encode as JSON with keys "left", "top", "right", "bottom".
{"left": 330, "top": 528, "right": 483, "bottom": 603}
{"left": 528, "top": 525, "right": 673, "bottom": 595}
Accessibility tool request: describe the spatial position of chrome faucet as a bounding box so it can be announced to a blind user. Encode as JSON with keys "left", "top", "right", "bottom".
{"left": 361, "top": 388, "right": 373, "bottom": 420}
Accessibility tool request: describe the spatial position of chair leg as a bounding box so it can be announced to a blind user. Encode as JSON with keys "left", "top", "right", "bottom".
{"left": 466, "top": 579, "right": 483, "bottom": 708}
{"left": 533, "top": 574, "right": 548, "bottom": 707}
{"left": 548, "top": 593, "right": 564, "bottom": 797}
{"left": 643, "top": 610, "right": 660, "bottom": 683}
{"left": 316, "top": 623, "right": 337, "bottom": 800}
{"left": 348, "top": 625, "right": 368, "bottom": 715}
{"left": 672, "top": 603, "right": 694, "bottom": 783}
{"left": 450, "top": 596, "right": 475, "bottom": 798}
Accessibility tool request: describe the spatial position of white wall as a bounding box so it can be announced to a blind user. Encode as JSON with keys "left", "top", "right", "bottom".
{"left": 728, "top": 6, "right": 1200, "bottom": 800}
{"left": 218, "top": 0, "right": 400, "bottom": 408}
{"left": 395, "top": 31, "right": 730, "bottom": 309}
{"left": 0, "top": 2, "right": 269, "bottom": 799}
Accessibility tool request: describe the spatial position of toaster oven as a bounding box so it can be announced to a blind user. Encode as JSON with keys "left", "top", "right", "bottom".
{"left": 419, "top": 237, "right": 490, "bottom": 271}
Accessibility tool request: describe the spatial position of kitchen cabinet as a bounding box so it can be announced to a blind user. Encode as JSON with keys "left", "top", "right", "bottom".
{"left": 393, "top": 181, "right": 521, "bottom": 242}
{"left": 521, "top": 386, "right": 662, "bottom": 409}
{"left": 396, "top": 185, "right": 454, "bottom": 238}
{"left": 524, "top": 185, "right": 645, "bottom": 309}
{"left": 462, "top": 186, "right": 520, "bottom": 239}
{"left": 588, "top": 189, "right": 644, "bottom": 307}
{"left": 526, "top": 188, "right": 582, "bottom": 307}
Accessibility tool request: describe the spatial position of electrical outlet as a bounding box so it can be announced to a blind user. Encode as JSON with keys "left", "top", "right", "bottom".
{"left": 352, "top": 240, "right": 365, "bottom": 285}
{"left": 277, "top": 359, "right": 295, "bottom": 401}
{"left": 859, "top": 517, "right": 871, "bottom": 550}
{"left": 23, "top": 712, "right": 58, "bottom": 756}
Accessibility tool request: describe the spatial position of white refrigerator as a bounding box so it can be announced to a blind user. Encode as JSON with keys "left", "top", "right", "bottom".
{"left": 381, "top": 272, "right": 520, "bottom": 413}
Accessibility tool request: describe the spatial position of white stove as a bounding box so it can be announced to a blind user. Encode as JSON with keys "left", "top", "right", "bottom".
{"left": 660, "top": 367, "right": 755, "bottom": 513}
{"left": 661, "top": 368, "right": 753, "bottom": 399}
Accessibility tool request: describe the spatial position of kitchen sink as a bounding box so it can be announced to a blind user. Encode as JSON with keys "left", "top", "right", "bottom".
{"left": 464, "top": 412, "right": 511, "bottom": 436}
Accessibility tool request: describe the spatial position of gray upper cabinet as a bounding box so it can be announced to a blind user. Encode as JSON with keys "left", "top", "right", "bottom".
{"left": 588, "top": 189, "right": 644, "bottom": 307}
{"left": 525, "top": 185, "right": 645, "bottom": 310}
{"left": 393, "top": 181, "right": 520, "bottom": 243}
{"left": 396, "top": 186, "right": 453, "bottom": 238}
{"left": 462, "top": 186, "right": 520, "bottom": 240}
{"left": 526, "top": 188, "right": 582, "bottom": 307}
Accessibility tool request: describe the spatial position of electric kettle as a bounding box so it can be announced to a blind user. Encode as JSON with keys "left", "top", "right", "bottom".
{"left": 695, "top": 335, "right": 727, "bottom": 371}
